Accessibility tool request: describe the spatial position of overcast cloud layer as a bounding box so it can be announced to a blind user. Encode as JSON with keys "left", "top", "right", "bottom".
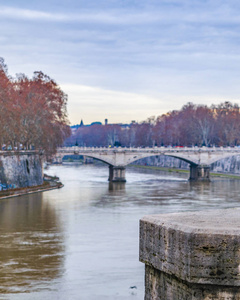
{"left": 1, "top": 0, "right": 240, "bottom": 124}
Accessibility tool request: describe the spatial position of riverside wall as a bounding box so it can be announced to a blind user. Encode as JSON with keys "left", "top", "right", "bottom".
{"left": 0, "top": 151, "right": 43, "bottom": 190}
{"left": 133, "top": 155, "right": 240, "bottom": 174}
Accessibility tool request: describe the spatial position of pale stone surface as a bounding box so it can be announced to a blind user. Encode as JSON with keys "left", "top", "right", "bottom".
{"left": 57, "top": 146, "right": 240, "bottom": 168}
{"left": 140, "top": 208, "right": 240, "bottom": 286}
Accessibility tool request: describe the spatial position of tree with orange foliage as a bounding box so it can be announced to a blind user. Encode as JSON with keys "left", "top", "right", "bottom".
{"left": 0, "top": 58, "right": 70, "bottom": 155}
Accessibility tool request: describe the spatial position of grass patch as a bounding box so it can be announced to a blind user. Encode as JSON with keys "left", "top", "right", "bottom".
{"left": 210, "top": 173, "right": 240, "bottom": 179}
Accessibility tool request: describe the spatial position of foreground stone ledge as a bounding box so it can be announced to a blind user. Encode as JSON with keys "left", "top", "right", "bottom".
{"left": 139, "top": 208, "right": 240, "bottom": 299}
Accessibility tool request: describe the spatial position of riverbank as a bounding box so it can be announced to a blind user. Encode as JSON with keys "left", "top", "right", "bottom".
{"left": 0, "top": 174, "right": 63, "bottom": 200}
{"left": 130, "top": 164, "right": 240, "bottom": 179}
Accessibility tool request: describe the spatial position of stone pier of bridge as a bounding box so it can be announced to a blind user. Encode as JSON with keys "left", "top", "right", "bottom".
{"left": 189, "top": 164, "right": 211, "bottom": 181}
{"left": 107, "top": 163, "right": 211, "bottom": 183}
{"left": 108, "top": 166, "right": 126, "bottom": 182}
{"left": 109, "top": 164, "right": 210, "bottom": 182}
{"left": 108, "top": 164, "right": 211, "bottom": 182}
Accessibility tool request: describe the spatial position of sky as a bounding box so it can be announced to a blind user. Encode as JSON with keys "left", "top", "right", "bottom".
{"left": 1, "top": 0, "right": 240, "bottom": 125}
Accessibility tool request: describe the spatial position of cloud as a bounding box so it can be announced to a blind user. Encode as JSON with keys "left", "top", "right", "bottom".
{"left": 1, "top": 1, "right": 240, "bottom": 124}
{"left": 0, "top": 6, "right": 164, "bottom": 24}
{"left": 61, "top": 83, "right": 240, "bottom": 125}
{"left": 1, "top": 3, "right": 240, "bottom": 26}
{"left": 0, "top": 6, "right": 65, "bottom": 21}
{"left": 60, "top": 84, "right": 164, "bottom": 124}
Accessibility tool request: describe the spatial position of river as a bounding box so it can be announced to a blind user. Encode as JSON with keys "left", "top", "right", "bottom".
{"left": 1, "top": 164, "right": 240, "bottom": 300}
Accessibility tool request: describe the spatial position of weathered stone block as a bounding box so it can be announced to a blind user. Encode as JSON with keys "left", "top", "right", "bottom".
{"left": 145, "top": 265, "right": 240, "bottom": 300}
{"left": 140, "top": 208, "right": 240, "bottom": 299}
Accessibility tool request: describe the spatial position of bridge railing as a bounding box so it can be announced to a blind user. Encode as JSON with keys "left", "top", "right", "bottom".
{"left": 58, "top": 146, "right": 240, "bottom": 153}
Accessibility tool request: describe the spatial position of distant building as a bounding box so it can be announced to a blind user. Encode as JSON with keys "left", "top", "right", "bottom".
{"left": 90, "top": 122, "right": 102, "bottom": 126}
{"left": 70, "top": 119, "right": 132, "bottom": 131}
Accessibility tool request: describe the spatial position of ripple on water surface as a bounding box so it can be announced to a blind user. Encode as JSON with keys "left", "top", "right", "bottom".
{"left": 0, "top": 164, "right": 240, "bottom": 299}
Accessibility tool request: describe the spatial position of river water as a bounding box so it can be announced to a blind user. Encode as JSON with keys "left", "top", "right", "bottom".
{"left": 1, "top": 164, "right": 240, "bottom": 299}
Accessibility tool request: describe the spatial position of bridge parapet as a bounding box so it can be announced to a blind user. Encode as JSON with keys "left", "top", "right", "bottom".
{"left": 59, "top": 146, "right": 240, "bottom": 153}
{"left": 58, "top": 146, "right": 240, "bottom": 164}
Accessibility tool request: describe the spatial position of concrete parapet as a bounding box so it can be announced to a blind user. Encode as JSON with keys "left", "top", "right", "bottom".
{"left": 140, "top": 209, "right": 240, "bottom": 299}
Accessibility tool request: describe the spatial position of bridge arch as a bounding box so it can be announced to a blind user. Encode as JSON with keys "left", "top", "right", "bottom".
{"left": 56, "top": 147, "right": 240, "bottom": 182}
{"left": 55, "top": 151, "right": 116, "bottom": 166}
{"left": 204, "top": 152, "right": 240, "bottom": 166}
{"left": 57, "top": 150, "right": 240, "bottom": 167}
{"left": 124, "top": 153, "right": 197, "bottom": 167}
{"left": 78, "top": 154, "right": 113, "bottom": 166}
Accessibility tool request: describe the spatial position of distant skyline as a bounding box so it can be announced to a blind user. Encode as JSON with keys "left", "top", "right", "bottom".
{"left": 1, "top": 0, "right": 240, "bottom": 124}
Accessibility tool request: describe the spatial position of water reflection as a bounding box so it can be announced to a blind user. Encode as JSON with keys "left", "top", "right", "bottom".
{"left": 0, "top": 193, "right": 65, "bottom": 294}
{"left": 108, "top": 182, "right": 126, "bottom": 191}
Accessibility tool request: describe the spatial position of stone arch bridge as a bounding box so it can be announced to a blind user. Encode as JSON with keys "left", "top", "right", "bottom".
{"left": 56, "top": 146, "right": 240, "bottom": 182}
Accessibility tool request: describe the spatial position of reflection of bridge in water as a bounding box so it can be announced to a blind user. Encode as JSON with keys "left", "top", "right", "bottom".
{"left": 56, "top": 147, "right": 240, "bottom": 182}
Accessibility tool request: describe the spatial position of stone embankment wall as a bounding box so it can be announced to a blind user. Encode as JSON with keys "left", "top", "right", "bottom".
{"left": 0, "top": 151, "right": 43, "bottom": 189}
{"left": 133, "top": 155, "right": 240, "bottom": 174}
